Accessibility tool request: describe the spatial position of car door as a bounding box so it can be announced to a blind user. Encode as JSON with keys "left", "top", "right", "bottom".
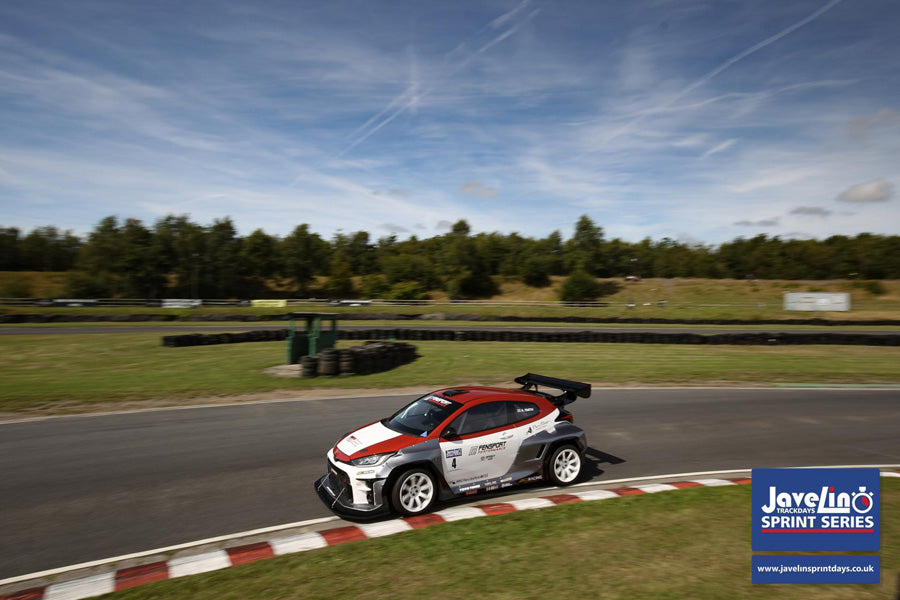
{"left": 439, "top": 401, "right": 538, "bottom": 493}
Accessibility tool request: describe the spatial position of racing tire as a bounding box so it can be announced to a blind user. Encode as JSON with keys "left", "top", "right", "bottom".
{"left": 546, "top": 444, "right": 583, "bottom": 486}
{"left": 390, "top": 468, "right": 437, "bottom": 516}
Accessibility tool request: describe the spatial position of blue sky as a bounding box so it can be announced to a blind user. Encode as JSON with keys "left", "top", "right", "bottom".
{"left": 1, "top": 0, "right": 897, "bottom": 244}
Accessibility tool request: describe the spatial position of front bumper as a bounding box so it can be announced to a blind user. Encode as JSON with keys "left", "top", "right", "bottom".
{"left": 314, "top": 454, "right": 391, "bottom": 518}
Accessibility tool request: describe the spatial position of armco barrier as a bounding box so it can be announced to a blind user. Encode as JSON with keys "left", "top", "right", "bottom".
{"left": 161, "top": 329, "right": 900, "bottom": 348}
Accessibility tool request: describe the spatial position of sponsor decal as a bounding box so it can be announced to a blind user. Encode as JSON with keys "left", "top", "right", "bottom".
{"left": 482, "top": 478, "right": 501, "bottom": 492}
{"left": 469, "top": 441, "right": 507, "bottom": 456}
{"left": 445, "top": 448, "right": 462, "bottom": 458}
{"left": 346, "top": 435, "right": 362, "bottom": 447}
{"left": 427, "top": 395, "right": 452, "bottom": 406}
{"left": 518, "top": 474, "right": 543, "bottom": 484}
{"left": 480, "top": 455, "right": 495, "bottom": 462}
{"left": 459, "top": 483, "right": 482, "bottom": 492}
{"left": 451, "top": 473, "right": 489, "bottom": 485}
{"left": 752, "top": 468, "right": 880, "bottom": 552}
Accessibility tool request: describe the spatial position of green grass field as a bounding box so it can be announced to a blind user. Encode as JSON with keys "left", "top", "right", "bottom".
{"left": 2, "top": 334, "right": 899, "bottom": 415}
{"left": 101, "top": 480, "right": 900, "bottom": 600}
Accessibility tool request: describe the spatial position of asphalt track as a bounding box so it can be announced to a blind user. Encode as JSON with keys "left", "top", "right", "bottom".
{"left": 0, "top": 324, "right": 894, "bottom": 335}
{"left": 1, "top": 388, "right": 898, "bottom": 579}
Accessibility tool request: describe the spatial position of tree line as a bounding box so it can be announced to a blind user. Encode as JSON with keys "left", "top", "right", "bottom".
{"left": 1, "top": 215, "right": 898, "bottom": 299}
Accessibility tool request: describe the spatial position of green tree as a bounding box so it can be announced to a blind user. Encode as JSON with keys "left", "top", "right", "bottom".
{"left": 326, "top": 257, "right": 356, "bottom": 298}
{"left": 0, "top": 227, "right": 22, "bottom": 270}
{"left": 119, "top": 218, "right": 165, "bottom": 297}
{"left": 282, "top": 224, "right": 329, "bottom": 296}
{"left": 239, "top": 229, "right": 279, "bottom": 278}
{"left": 565, "top": 215, "right": 607, "bottom": 275}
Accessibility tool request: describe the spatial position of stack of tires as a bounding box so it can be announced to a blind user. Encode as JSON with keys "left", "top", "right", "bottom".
{"left": 300, "top": 355, "right": 318, "bottom": 378}
{"left": 300, "top": 341, "right": 418, "bottom": 378}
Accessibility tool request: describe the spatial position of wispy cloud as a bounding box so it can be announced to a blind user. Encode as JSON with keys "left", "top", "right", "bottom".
{"left": 700, "top": 139, "right": 738, "bottom": 159}
{"left": 790, "top": 206, "right": 832, "bottom": 216}
{"left": 734, "top": 218, "right": 780, "bottom": 227}
{"left": 1, "top": 0, "right": 897, "bottom": 244}
{"left": 459, "top": 181, "right": 498, "bottom": 197}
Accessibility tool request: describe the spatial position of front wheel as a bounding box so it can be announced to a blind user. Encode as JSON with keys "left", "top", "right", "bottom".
{"left": 390, "top": 468, "right": 437, "bottom": 516}
{"left": 547, "top": 444, "right": 583, "bottom": 486}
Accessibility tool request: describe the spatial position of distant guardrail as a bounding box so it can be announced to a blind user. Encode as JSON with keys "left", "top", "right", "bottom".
{"left": 0, "top": 297, "right": 892, "bottom": 311}
{"left": 0, "top": 297, "right": 760, "bottom": 309}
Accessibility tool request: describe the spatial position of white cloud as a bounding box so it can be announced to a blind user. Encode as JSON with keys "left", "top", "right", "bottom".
{"left": 836, "top": 179, "right": 894, "bottom": 203}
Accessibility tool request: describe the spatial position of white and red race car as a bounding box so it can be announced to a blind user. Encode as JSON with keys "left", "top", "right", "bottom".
{"left": 315, "top": 373, "right": 590, "bottom": 517}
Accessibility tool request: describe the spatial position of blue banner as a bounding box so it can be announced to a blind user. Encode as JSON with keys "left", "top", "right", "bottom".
{"left": 751, "top": 468, "right": 880, "bottom": 551}
{"left": 752, "top": 555, "right": 879, "bottom": 584}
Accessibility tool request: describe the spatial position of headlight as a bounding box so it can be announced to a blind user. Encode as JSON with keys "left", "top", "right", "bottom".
{"left": 350, "top": 453, "right": 395, "bottom": 467}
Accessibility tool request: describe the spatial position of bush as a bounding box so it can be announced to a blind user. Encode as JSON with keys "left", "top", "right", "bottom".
{"left": 386, "top": 281, "right": 430, "bottom": 301}
{"left": 64, "top": 270, "right": 115, "bottom": 297}
{"left": 447, "top": 269, "right": 499, "bottom": 300}
{"left": 853, "top": 280, "right": 887, "bottom": 295}
{"left": 360, "top": 274, "right": 390, "bottom": 298}
{"left": 558, "top": 271, "right": 621, "bottom": 302}
{"left": 520, "top": 256, "right": 551, "bottom": 288}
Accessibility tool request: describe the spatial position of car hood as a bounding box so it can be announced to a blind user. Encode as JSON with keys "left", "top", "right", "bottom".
{"left": 336, "top": 420, "right": 419, "bottom": 458}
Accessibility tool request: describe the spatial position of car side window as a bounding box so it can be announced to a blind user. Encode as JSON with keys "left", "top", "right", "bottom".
{"left": 452, "top": 402, "right": 509, "bottom": 436}
{"left": 508, "top": 401, "right": 540, "bottom": 424}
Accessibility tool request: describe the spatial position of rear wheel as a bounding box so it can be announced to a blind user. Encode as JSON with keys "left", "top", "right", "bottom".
{"left": 390, "top": 468, "right": 437, "bottom": 516}
{"left": 547, "top": 444, "right": 582, "bottom": 486}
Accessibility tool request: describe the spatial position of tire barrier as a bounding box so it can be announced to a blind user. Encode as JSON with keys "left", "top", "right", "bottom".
{"left": 161, "top": 329, "right": 289, "bottom": 347}
{"left": 335, "top": 329, "right": 900, "bottom": 347}
{"left": 153, "top": 328, "right": 900, "bottom": 348}
{"left": 301, "top": 342, "right": 419, "bottom": 378}
{"left": 5, "top": 312, "right": 900, "bottom": 327}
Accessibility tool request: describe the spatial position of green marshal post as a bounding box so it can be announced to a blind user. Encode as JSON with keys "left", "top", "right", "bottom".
{"left": 286, "top": 313, "right": 338, "bottom": 364}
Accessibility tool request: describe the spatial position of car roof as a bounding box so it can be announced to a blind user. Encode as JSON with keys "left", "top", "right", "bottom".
{"left": 433, "top": 386, "right": 546, "bottom": 406}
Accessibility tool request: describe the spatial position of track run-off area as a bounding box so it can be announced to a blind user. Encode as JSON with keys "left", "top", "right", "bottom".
{"left": 0, "top": 387, "right": 898, "bottom": 580}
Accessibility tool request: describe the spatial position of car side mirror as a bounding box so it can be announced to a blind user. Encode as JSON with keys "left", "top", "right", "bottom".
{"left": 442, "top": 426, "right": 459, "bottom": 439}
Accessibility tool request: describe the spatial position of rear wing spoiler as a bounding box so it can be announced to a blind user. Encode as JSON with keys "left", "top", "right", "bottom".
{"left": 515, "top": 373, "right": 591, "bottom": 406}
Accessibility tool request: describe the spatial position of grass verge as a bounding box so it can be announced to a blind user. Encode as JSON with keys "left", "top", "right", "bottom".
{"left": 4, "top": 320, "right": 900, "bottom": 330}
{"left": 101, "top": 480, "right": 900, "bottom": 600}
{"left": 2, "top": 335, "right": 900, "bottom": 414}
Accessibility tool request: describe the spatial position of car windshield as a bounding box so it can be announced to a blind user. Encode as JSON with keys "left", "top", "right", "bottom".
{"left": 384, "top": 394, "right": 462, "bottom": 437}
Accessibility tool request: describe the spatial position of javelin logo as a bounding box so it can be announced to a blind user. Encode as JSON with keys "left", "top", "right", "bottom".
{"left": 761, "top": 485, "right": 874, "bottom": 515}
{"left": 751, "top": 468, "right": 880, "bottom": 551}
